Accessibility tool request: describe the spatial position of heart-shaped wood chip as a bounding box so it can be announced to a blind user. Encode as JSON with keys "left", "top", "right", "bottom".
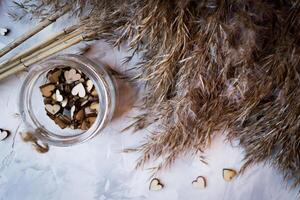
{"left": 48, "top": 69, "right": 61, "bottom": 83}
{"left": 0, "top": 129, "right": 10, "bottom": 141}
{"left": 71, "top": 105, "right": 76, "bottom": 119}
{"left": 61, "top": 98, "right": 68, "bottom": 107}
{"left": 64, "top": 69, "right": 81, "bottom": 83}
{"left": 71, "top": 83, "right": 86, "bottom": 98}
{"left": 90, "top": 102, "right": 99, "bottom": 112}
{"left": 86, "top": 79, "right": 94, "bottom": 92}
{"left": 0, "top": 28, "right": 8, "bottom": 36}
{"left": 40, "top": 84, "right": 55, "bottom": 97}
{"left": 149, "top": 178, "right": 164, "bottom": 191}
{"left": 91, "top": 88, "right": 98, "bottom": 97}
{"left": 45, "top": 104, "right": 61, "bottom": 115}
{"left": 55, "top": 89, "right": 64, "bottom": 102}
{"left": 223, "top": 169, "right": 237, "bottom": 182}
{"left": 75, "top": 109, "right": 85, "bottom": 121}
{"left": 192, "top": 176, "right": 206, "bottom": 189}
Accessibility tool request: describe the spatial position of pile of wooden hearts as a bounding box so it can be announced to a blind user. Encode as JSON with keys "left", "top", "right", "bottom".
{"left": 40, "top": 67, "right": 99, "bottom": 130}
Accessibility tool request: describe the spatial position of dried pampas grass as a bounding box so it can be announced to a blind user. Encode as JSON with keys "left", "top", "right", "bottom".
{"left": 14, "top": 0, "right": 300, "bottom": 189}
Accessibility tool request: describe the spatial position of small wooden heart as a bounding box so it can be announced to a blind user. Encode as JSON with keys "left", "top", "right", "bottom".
{"left": 71, "top": 105, "right": 76, "bottom": 119}
{"left": 0, "top": 28, "right": 8, "bottom": 36}
{"left": 61, "top": 98, "right": 68, "bottom": 107}
{"left": 45, "top": 104, "right": 61, "bottom": 115}
{"left": 0, "top": 129, "right": 10, "bottom": 141}
{"left": 71, "top": 83, "right": 86, "bottom": 98}
{"left": 75, "top": 109, "right": 85, "bottom": 121}
{"left": 90, "top": 102, "right": 99, "bottom": 112}
{"left": 91, "top": 88, "right": 98, "bottom": 97}
{"left": 64, "top": 69, "right": 81, "bottom": 83}
{"left": 149, "top": 178, "right": 164, "bottom": 191}
{"left": 86, "top": 79, "right": 94, "bottom": 92}
{"left": 48, "top": 69, "right": 61, "bottom": 83}
{"left": 40, "top": 84, "right": 55, "bottom": 97}
{"left": 192, "top": 176, "right": 206, "bottom": 189}
{"left": 223, "top": 169, "right": 237, "bottom": 182}
{"left": 55, "top": 89, "right": 64, "bottom": 102}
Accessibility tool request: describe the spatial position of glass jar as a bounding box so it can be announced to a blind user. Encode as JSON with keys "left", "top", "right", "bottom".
{"left": 19, "top": 54, "right": 116, "bottom": 146}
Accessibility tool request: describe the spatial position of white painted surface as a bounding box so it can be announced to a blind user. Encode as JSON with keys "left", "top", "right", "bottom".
{"left": 0, "top": 1, "right": 298, "bottom": 200}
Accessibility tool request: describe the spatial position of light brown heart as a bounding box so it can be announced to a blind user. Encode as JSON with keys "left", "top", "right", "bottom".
{"left": 71, "top": 83, "right": 86, "bottom": 98}
{"left": 223, "top": 168, "right": 237, "bottom": 182}
{"left": 64, "top": 69, "right": 81, "bottom": 83}
{"left": 45, "top": 104, "right": 61, "bottom": 115}
{"left": 149, "top": 178, "right": 164, "bottom": 191}
{"left": 192, "top": 176, "right": 206, "bottom": 189}
{"left": 0, "top": 129, "right": 10, "bottom": 141}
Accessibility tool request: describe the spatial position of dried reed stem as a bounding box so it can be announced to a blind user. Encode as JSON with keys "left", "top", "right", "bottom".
{"left": 0, "top": 27, "right": 82, "bottom": 74}
{"left": 0, "top": 25, "right": 78, "bottom": 71}
{"left": 0, "top": 5, "right": 70, "bottom": 58}
{"left": 0, "top": 31, "right": 94, "bottom": 80}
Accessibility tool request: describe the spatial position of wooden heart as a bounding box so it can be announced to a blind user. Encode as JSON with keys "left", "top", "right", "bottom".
{"left": 55, "top": 89, "right": 64, "bottom": 102}
{"left": 71, "top": 105, "right": 76, "bottom": 119}
{"left": 71, "top": 83, "right": 86, "bottom": 98}
{"left": 223, "top": 169, "right": 237, "bottom": 182}
{"left": 61, "top": 98, "right": 68, "bottom": 107}
{"left": 0, "top": 28, "right": 8, "bottom": 36}
{"left": 90, "top": 102, "right": 99, "bottom": 112}
{"left": 45, "top": 104, "right": 61, "bottom": 115}
{"left": 86, "top": 79, "right": 94, "bottom": 92}
{"left": 0, "top": 129, "right": 10, "bottom": 141}
{"left": 64, "top": 69, "right": 81, "bottom": 83}
{"left": 48, "top": 69, "right": 61, "bottom": 83}
{"left": 40, "top": 84, "right": 55, "bottom": 97}
{"left": 192, "top": 176, "right": 206, "bottom": 189}
{"left": 149, "top": 178, "right": 163, "bottom": 191}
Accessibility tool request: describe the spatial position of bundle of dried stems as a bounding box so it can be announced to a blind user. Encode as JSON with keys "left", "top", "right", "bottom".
{"left": 7, "top": 0, "right": 300, "bottom": 190}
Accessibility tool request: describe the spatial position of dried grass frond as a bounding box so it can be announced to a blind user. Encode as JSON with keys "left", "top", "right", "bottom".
{"left": 16, "top": 0, "right": 300, "bottom": 189}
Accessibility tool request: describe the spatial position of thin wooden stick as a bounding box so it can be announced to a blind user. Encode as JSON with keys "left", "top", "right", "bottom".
{"left": 0, "top": 25, "right": 78, "bottom": 69}
{"left": 0, "top": 6, "right": 70, "bottom": 58}
{"left": 0, "top": 32, "right": 95, "bottom": 80}
{"left": 0, "top": 27, "right": 82, "bottom": 74}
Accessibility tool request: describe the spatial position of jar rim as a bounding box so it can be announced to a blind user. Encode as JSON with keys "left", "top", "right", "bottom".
{"left": 19, "top": 54, "right": 116, "bottom": 146}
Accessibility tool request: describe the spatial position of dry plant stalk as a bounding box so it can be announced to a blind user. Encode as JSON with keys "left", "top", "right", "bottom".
{"left": 0, "top": 27, "right": 83, "bottom": 73}
{"left": 14, "top": 0, "right": 300, "bottom": 190}
{"left": 0, "top": 5, "right": 70, "bottom": 58}
{"left": 0, "top": 25, "right": 78, "bottom": 72}
{"left": 0, "top": 28, "right": 95, "bottom": 80}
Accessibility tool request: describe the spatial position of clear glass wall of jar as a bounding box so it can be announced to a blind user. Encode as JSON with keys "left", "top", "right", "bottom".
{"left": 19, "top": 54, "right": 116, "bottom": 146}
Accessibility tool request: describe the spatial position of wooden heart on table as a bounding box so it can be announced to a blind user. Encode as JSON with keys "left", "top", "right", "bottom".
{"left": 223, "top": 169, "right": 237, "bottom": 182}
{"left": 149, "top": 178, "right": 164, "bottom": 191}
{"left": 0, "top": 28, "right": 8, "bottom": 36}
{"left": 0, "top": 129, "right": 10, "bottom": 141}
{"left": 192, "top": 176, "right": 206, "bottom": 189}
